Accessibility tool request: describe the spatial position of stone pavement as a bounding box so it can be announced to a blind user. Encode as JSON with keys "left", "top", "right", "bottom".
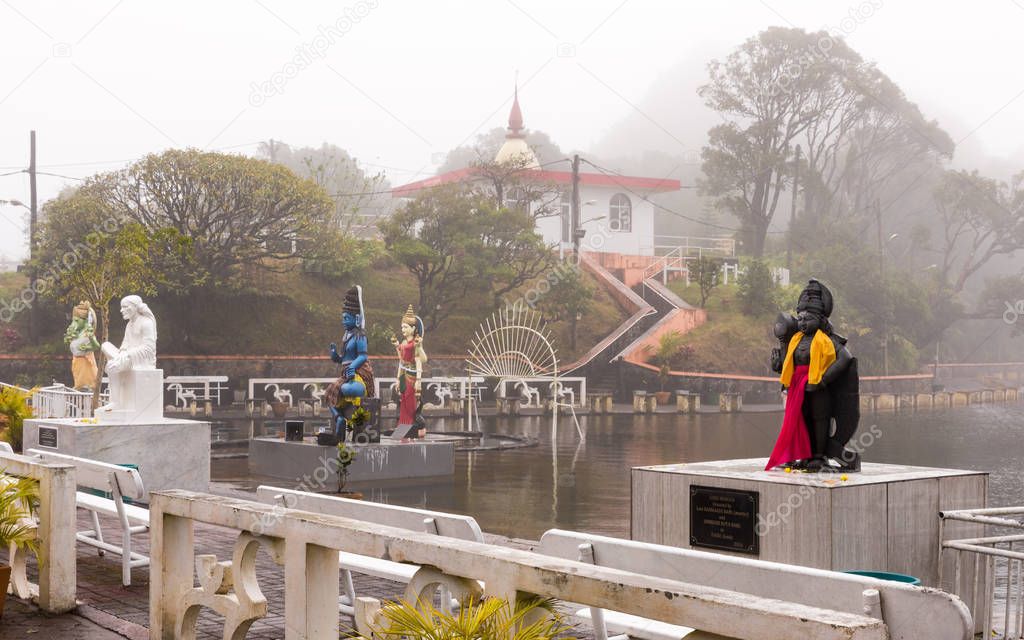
{"left": 6, "top": 485, "right": 547, "bottom": 640}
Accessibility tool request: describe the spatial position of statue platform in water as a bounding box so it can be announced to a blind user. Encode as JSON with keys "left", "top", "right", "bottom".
{"left": 250, "top": 434, "right": 455, "bottom": 484}
{"left": 631, "top": 457, "right": 987, "bottom": 589}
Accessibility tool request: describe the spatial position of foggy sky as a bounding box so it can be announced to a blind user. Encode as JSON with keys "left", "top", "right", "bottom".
{"left": 2, "top": 0, "right": 1024, "bottom": 260}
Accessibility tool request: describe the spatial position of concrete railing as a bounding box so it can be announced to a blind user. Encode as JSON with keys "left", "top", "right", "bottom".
{"left": 0, "top": 448, "right": 77, "bottom": 613}
{"left": 150, "top": 490, "right": 890, "bottom": 640}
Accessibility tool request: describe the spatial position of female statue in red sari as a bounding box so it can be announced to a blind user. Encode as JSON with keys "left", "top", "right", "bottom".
{"left": 766, "top": 279, "right": 861, "bottom": 472}
{"left": 392, "top": 305, "right": 427, "bottom": 436}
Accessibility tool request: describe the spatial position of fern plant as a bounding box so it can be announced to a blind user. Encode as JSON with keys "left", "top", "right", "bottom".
{"left": 363, "top": 596, "right": 575, "bottom": 640}
{"left": 0, "top": 472, "right": 40, "bottom": 557}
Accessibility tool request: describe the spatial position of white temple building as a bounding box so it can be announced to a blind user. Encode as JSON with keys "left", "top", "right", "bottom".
{"left": 391, "top": 92, "right": 680, "bottom": 257}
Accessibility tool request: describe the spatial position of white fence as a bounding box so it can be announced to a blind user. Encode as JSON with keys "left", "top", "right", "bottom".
{"left": 0, "top": 382, "right": 101, "bottom": 419}
{"left": 150, "top": 490, "right": 908, "bottom": 640}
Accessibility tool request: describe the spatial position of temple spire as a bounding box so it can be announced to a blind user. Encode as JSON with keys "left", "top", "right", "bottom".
{"left": 507, "top": 82, "right": 525, "bottom": 138}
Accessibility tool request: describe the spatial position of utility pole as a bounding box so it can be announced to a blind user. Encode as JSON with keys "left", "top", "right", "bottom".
{"left": 786, "top": 144, "right": 800, "bottom": 272}
{"left": 570, "top": 154, "right": 581, "bottom": 264}
{"left": 28, "top": 130, "right": 38, "bottom": 345}
{"left": 268, "top": 138, "right": 277, "bottom": 163}
{"left": 876, "top": 198, "right": 888, "bottom": 376}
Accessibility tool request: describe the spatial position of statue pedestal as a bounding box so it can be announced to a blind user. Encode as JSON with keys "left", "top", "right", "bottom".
{"left": 94, "top": 368, "right": 164, "bottom": 424}
{"left": 23, "top": 417, "right": 210, "bottom": 502}
{"left": 631, "top": 458, "right": 987, "bottom": 588}
{"left": 250, "top": 436, "right": 454, "bottom": 483}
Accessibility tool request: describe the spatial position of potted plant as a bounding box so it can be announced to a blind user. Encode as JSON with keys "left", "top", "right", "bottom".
{"left": 0, "top": 472, "right": 40, "bottom": 617}
{"left": 0, "top": 386, "right": 33, "bottom": 454}
{"left": 647, "top": 331, "right": 687, "bottom": 405}
{"left": 359, "top": 595, "right": 571, "bottom": 640}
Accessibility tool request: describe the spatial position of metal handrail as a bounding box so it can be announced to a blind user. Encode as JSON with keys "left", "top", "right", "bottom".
{"left": 940, "top": 507, "right": 1024, "bottom": 639}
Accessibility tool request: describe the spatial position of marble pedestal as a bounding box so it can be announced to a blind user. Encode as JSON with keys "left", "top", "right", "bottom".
{"left": 250, "top": 436, "right": 455, "bottom": 484}
{"left": 24, "top": 417, "right": 210, "bottom": 502}
{"left": 95, "top": 368, "right": 164, "bottom": 424}
{"left": 631, "top": 458, "right": 987, "bottom": 588}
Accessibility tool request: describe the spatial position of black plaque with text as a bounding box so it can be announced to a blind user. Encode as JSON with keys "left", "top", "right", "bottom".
{"left": 38, "top": 426, "right": 58, "bottom": 449}
{"left": 689, "top": 485, "right": 759, "bottom": 555}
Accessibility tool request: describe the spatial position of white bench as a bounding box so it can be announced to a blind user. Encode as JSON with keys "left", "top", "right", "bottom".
{"left": 537, "top": 529, "right": 973, "bottom": 640}
{"left": 28, "top": 449, "right": 150, "bottom": 586}
{"left": 256, "top": 485, "right": 484, "bottom": 615}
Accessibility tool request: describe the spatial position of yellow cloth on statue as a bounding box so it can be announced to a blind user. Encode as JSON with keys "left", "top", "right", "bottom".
{"left": 780, "top": 329, "right": 836, "bottom": 387}
{"left": 71, "top": 352, "right": 98, "bottom": 390}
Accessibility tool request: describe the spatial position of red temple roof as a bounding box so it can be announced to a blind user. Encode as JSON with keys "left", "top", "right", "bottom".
{"left": 391, "top": 167, "right": 680, "bottom": 198}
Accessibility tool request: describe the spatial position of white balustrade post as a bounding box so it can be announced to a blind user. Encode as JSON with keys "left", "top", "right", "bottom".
{"left": 150, "top": 497, "right": 195, "bottom": 640}
{"left": 284, "top": 541, "right": 339, "bottom": 640}
{"left": 36, "top": 462, "right": 77, "bottom": 612}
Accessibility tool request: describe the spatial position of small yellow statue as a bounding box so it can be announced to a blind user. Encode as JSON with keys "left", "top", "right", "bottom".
{"left": 64, "top": 301, "right": 101, "bottom": 391}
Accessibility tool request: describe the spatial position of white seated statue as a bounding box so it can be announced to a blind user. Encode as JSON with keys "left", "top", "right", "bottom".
{"left": 95, "top": 295, "right": 164, "bottom": 424}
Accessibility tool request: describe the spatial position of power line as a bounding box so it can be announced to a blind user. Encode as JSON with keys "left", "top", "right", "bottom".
{"left": 0, "top": 170, "right": 25, "bottom": 177}
{"left": 35, "top": 171, "right": 85, "bottom": 181}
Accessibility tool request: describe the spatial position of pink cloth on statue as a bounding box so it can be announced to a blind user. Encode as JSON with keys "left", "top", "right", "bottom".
{"left": 765, "top": 365, "right": 812, "bottom": 470}
{"left": 397, "top": 340, "right": 418, "bottom": 427}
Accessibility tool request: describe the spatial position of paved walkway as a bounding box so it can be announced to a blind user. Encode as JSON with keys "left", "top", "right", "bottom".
{"left": 0, "top": 598, "right": 132, "bottom": 640}
{"left": 6, "top": 483, "right": 543, "bottom": 640}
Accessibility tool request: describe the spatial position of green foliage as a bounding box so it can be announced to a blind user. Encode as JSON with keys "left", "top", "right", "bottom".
{"left": 366, "top": 322, "right": 397, "bottom": 354}
{"left": 86, "top": 148, "right": 334, "bottom": 291}
{"left": 0, "top": 471, "right": 40, "bottom": 556}
{"left": 337, "top": 442, "right": 358, "bottom": 491}
{"left": 737, "top": 259, "right": 776, "bottom": 316}
{"left": 0, "top": 386, "right": 33, "bottom": 453}
{"left": 647, "top": 330, "right": 688, "bottom": 390}
{"left": 693, "top": 255, "right": 723, "bottom": 308}
{"left": 380, "top": 184, "right": 553, "bottom": 331}
{"left": 532, "top": 264, "right": 594, "bottom": 351}
{"left": 362, "top": 596, "right": 573, "bottom": 640}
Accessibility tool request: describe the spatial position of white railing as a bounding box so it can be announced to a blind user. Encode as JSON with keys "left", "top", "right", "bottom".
{"left": 941, "top": 507, "right": 1024, "bottom": 639}
{"left": 150, "top": 490, "right": 894, "bottom": 640}
{"left": 653, "top": 235, "right": 736, "bottom": 258}
{"left": 0, "top": 446, "right": 78, "bottom": 613}
{"left": 1, "top": 382, "right": 101, "bottom": 419}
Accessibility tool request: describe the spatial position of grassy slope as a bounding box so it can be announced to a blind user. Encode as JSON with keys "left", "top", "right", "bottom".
{"left": 2, "top": 264, "right": 627, "bottom": 360}
{"left": 666, "top": 281, "right": 775, "bottom": 375}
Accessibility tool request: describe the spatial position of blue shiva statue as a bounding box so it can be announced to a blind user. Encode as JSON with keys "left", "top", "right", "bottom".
{"left": 324, "top": 286, "right": 378, "bottom": 442}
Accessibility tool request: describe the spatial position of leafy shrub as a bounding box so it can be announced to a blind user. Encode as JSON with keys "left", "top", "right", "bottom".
{"left": 0, "top": 386, "right": 33, "bottom": 453}
{"left": 738, "top": 259, "right": 777, "bottom": 316}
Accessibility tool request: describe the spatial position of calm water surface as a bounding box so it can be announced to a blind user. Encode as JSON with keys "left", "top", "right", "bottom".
{"left": 216, "top": 404, "right": 1024, "bottom": 541}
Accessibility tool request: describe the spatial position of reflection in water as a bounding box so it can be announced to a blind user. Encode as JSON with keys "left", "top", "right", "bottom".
{"left": 219, "top": 404, "right": 1024, "bottom": 541}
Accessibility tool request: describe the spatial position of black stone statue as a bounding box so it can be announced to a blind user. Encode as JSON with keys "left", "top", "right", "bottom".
{"left": 766, "top": 279, "right": 861, "bottom": 472}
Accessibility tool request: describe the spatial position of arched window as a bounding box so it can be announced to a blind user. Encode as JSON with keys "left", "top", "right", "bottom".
{"left": 609, "top": 194, "right": 631, "bottom": 232}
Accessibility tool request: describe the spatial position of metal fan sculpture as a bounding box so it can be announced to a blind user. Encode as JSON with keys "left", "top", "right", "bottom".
{"left": 466, "top": 306, "right": 582, "bottom": 439}
{"left": 466, "top": 306, "right": 558, "bottom": 381}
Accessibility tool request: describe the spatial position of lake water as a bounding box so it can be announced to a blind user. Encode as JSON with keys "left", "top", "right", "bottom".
{"left": 214, "top": 404, "right": 1024, "bottom": 541}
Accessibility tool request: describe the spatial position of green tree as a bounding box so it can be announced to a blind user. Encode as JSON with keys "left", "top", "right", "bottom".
{"left": 260, "top": 140, "right": 390, "bottom": 238}
{"left": 35, "top": 191, "right": 158, "bottom": 348}
{"left": 381, "top": 185, "right": 553, "bottom": 331}
{"left": 380, "top": 185, "right": 491, "bottom": 331}
{"left": 96, "top": 149, "right": 334, "bottom": 290}
{"left": 693, "top": 255, "right": 722, "bottom": 308}
{"left": 737, "top": 259, "right": 776, "bottom": 316}
{"left": 534, "top": 266, "right": 594, "bottom": 351}
{"left": 933, "top": 169, "right": 1024, "bottom": 295}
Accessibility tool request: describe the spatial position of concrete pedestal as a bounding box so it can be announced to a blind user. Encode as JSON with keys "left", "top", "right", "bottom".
{"left": 24, "top": 417, "right": 210, "bottom": 501}
{"left": 632, "top": 458, "right": 987, "bottom": 588}
{"left": 250, "top": 436, "right": 455, "bottom": 484}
